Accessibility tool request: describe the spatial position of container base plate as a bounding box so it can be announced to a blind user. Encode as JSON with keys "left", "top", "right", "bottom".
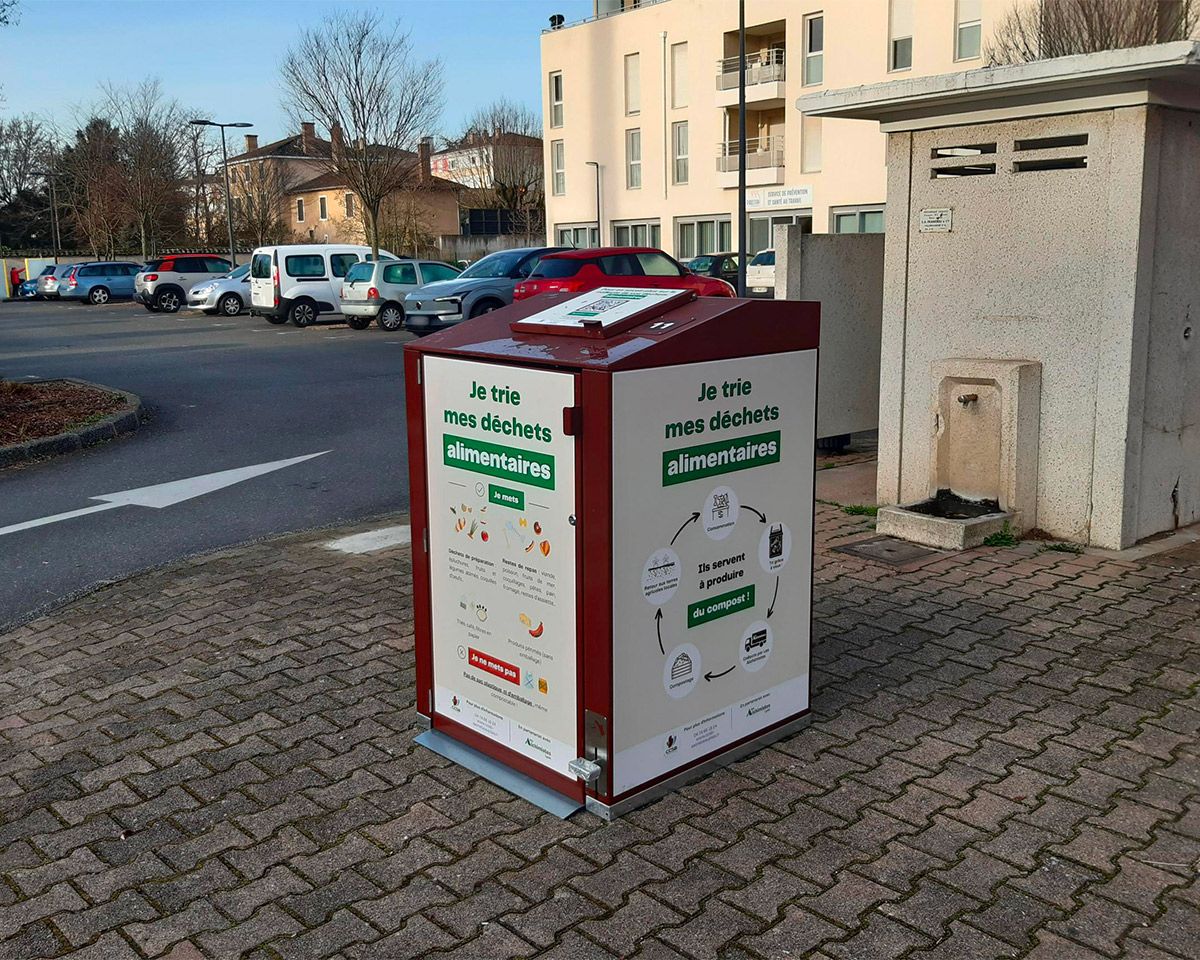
{"left": 415, "top": 729, "right": 584, "bottom": 819}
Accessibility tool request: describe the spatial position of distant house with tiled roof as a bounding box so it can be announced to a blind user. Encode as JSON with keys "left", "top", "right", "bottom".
{"left": 224, "top": 123, "right": 460, "bottom": 249}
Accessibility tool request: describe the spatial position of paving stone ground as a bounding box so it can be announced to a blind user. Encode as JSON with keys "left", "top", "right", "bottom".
{"left": 1, "top": 502, "right": 1197, "bottom": 959}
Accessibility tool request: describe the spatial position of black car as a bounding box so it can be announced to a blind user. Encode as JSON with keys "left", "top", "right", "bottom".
{"left": 685, "top": 252, "right": 740, "bottom": 286}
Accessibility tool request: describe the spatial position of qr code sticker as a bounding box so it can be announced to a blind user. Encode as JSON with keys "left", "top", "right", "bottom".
{"left": 578, "top": 297, "right": 625, "bottom": 315}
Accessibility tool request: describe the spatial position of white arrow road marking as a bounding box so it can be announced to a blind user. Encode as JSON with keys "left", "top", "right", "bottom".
{"left": 0, "top": 451, "right": 330, "bottom": 538}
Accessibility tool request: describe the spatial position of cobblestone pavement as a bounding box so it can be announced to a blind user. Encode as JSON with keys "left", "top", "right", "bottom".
{"left": 1, "top": 505, "right": 1197, "bottom": 959}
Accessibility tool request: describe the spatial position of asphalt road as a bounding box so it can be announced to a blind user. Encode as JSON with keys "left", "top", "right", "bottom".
{"left": 0, "top": 297, "right": 414, "bottom": 630}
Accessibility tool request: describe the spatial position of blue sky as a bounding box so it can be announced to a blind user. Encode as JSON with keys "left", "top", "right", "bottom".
{"left": 0, "top": 0, "right": 592, "bottom": 144}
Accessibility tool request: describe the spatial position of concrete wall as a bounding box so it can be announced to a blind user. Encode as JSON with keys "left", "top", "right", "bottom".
{"left": 775, "top": 225, "right": 883, "bottom": 439}
{"left": 877, "top": 106, "right": 1167, "bottom": 548}
{"left": 1133, "top": 107, "right": 1200, "bottom": 538}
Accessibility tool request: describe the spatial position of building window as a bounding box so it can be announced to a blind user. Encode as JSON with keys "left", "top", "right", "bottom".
{"left": 675, "top": 215, "right": 732, "bottom": 259}
{"left": 345, "top": 193, "right": 355, "bottom": 218}
{"left": 831, "top": 205, "right": 885, "bottom": 234}
{"left": 672, "top": 121, "right": 688, "bottom": 184}
{"left": 549, "top": 71, "right": 564, "bottom": 128}
{"left": 670, "top": 42, "right": 688, "bottom": 108}
{"left": 551, "top": 140, "right": 566, "bottom": 195}
{"left": 612, "top": 219, "right": 662, "bottom": 248}
{"left": 318, "top": 196, "right": 328, "bottom": 220}
{"left": 801, "top": 115, "right": 822, "bottom": 173}
{"left": 804, "top": 14, "right": 824, "bottom": 85}
{"left": 296, "top": 198, "right": 305, "bottom": 223}
{"left": 890, "top": 0, "right": 913, "bottom": 70}
{"left": 955, "top": 0, "right": 981, "bottom": 61}
{"left": 748, "top": 212, "right": 812, "bottom": 256}
{"left": 555, "top": 223, "right": 599, "bottom": 247}
{"left": 626, "top": 129, "right": 642, "bottom": 189}
{"left": 624, "top": 53, "right": 641, "bottom": 115}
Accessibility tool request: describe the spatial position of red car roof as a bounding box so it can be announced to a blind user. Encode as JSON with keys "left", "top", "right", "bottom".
{"left": 541, "top": 247, "right": 664, "bottom": 259}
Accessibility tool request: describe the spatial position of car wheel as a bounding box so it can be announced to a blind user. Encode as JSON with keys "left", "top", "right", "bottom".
{"left": 377, "top": 304, "right": 404, "bottom": 331}
{"left": 345, "top": 314, "right": 372, "bottom": 330}
{"left": 88, "top": 286, "right": 110, "bottom": 305}
{"left": 470, "top": 299, "right": 502, "bottom": 318}
{"left": 155, "top": 289, "right": 182, "bottom": 313}
{"left": 288, "top": 300, "right": 316, "bottom": 327}
{"left": 218, "top": 293, "right": 242, "bottom": 316}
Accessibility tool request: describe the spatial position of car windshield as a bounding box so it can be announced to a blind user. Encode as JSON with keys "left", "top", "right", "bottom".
{"left": 344, "top": 262, "right": 375, "bottom": 283}
{"left": 459, "top": 251, "right": 527, "bottom": 279}
{"left": 688, "top": 257, "right": 714, "bottom": 272}
{"left": 226, "top": 264, "right": 250, "bottom": 280}
{"left": 750, "top": 251, "right": 775, "bottom": 267}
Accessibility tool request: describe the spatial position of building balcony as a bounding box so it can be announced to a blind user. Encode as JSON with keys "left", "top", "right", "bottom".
{"left": 715, "top": 49, "right": 786, "bottom": 108}
{"left": 717, "top": 136, "right": 785, "bottom": 187}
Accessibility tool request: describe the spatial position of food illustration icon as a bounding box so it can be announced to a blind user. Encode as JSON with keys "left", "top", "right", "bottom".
{"left": 450, "top": 504, "right": 487, "bottom": 539}
{"left": 528, "top": 621, "right": 544, "bottom": 638}
{"left": 519, "top": 612, "right": 532, "bottom": 627}
{"left": 539, "top": 540, "right": 551, "bottom": 557}
{"left": 474, "top": 603, "right": 488, "bottom": 622}
{"left": 537, "top": 678, "right": 548, "bottom": 695}
{"left": 533, "top": 521, "right": 542, "bottom": 535}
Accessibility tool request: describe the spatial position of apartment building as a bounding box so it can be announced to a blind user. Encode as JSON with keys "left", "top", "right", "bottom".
{"left": 541, "top": 0, "right": 1003, "bottom": 258}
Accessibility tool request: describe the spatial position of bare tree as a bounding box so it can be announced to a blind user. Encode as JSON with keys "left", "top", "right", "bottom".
{"left": 231, "top": 160, "right": 294, "bottom": 247}
{"left": 279, "top": 9, "right": 443, "bottom": 258}
{"left": 0, "top": 116, "right": 49, "bottom": 205}
{"left": 0, "top": 1, "right": 17, "bottom": 24}
{"left": 59, "top": 118, "right": 128, "bottom": 259}
{"left": 452, "top": 98, "right": 544, "bottom": 240}
{"left": 182, "top": 117, "right": 219, "bottom": 245}
{"left": 102, "top": 79, "right": 186, "bottom": 259}
{"left": 987, "top": 0, "right": 1199, "bottom": 65}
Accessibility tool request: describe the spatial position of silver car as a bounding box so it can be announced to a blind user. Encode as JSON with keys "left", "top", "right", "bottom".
{"left": 402, "top": 246, "right": 567, "bottom": 335}
{"left": 340, "top": 259, "right": 460, "bottom": 331}
{"left": 187, "top": 263, "right": 251, "bottom": 316}
{"left": 135, "top": 254, "right": 232, "bottom": 313}
{"left": 37, "top": 263, "right": 74, "bottom": 298}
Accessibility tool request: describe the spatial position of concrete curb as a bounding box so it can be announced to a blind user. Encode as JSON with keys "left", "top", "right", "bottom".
{"left": 0, "top": 378, "right": 143, "bottom": 468}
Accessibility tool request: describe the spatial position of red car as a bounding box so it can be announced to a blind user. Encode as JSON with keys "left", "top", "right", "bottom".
{"left": 513, "top": 247, "right": 736, "bottom": 301}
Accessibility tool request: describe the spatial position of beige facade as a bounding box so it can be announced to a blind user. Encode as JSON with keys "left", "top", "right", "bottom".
{"left": 541, "top": 0, "right": 1005, "bottom": 257}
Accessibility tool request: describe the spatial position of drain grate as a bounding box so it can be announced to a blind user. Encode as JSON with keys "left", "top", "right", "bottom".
{"left": 833, "top": 536, "right": 943, "bottom": 565}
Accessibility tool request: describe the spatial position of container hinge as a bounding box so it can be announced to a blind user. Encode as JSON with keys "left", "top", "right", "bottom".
{"left": 422, "top": 527, "right": 428, "bottom": 553}
{"left": 416, "top": 359, "right": 422, "bottom": 385}
{"left": 583, "top": 708, "right": 609, "bottom": 797}
{"left": 562, "top": 405, "right": 582, "bottom": 436}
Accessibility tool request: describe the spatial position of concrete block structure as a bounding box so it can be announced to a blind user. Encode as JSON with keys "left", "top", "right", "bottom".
{"left": 801, "top": 42, "right": 1200, "bottom": 549}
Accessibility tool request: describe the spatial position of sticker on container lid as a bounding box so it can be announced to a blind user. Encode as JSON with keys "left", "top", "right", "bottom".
{"left": 514, "top": 286, "right": 694, "bottom": 337}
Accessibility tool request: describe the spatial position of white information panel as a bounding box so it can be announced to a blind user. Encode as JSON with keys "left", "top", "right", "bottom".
{"left": 610, "top": 351, "right": 816, "bottom": 795}
{"left": 423, "top": 356, "right": 578, "bottom": 776}
{"left": 523, "top": 286, "right": 692, "bottom": 329}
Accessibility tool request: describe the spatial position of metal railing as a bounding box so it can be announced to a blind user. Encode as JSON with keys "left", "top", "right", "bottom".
{"left": 716, "top": 48, "right": 786, "bottom": 91}
{"left": 716, "top": 136, "right": 785, "bottom": 173}
{"left": 541, "top": 0, "right": 672, "bottom": 33}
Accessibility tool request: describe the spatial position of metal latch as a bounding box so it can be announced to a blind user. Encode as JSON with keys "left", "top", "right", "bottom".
{"left": 568, "top": 758, "right": 602, "bottom": 784}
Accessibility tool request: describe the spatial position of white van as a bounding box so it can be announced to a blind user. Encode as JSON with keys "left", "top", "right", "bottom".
{"left": 746, "top": 249, "right": 775, "bottom": 298}
{"left": 248, "top": 244, "right": 395, "bottom": 327}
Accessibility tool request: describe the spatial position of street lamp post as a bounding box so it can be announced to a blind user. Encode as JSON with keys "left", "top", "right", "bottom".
{"left": 586, "top": 160, "right": 602, "bottom": 247}
{"left": 189, "top": 118, "right": 252, "bottom": 266}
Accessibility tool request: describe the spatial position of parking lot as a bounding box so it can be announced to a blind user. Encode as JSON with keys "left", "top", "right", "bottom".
{"left": 0, "top": 296, "right": 414, "bottom": 630}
